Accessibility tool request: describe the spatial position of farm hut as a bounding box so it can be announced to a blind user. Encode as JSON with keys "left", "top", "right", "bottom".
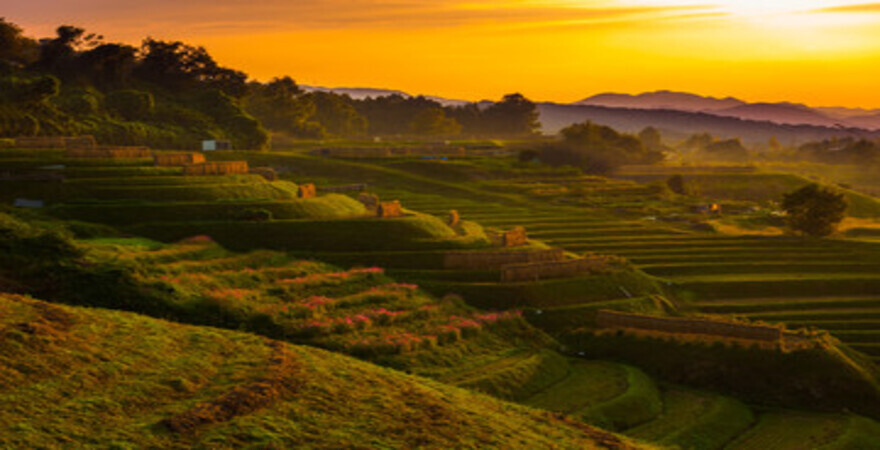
{"left": 298, "top": 183, "right": 317, "bottom": 199}
{"left": 202, "top": 140, "right": 232, "bottom": 151}
{"left": 692, "top": 203, "right": 723, "bottom": 215}
{"left": 182, "top": 161, "right": 249, "bottom": 176}
{"left": 502, "top": 226, "right": 528, "bottom": 247}
{"left": 377, "top": 200, "right": 403, "bottom": 218}
{"left": 154, "top": 152, "right": 206, "bottom": 167}
{"left": 448, "top": 210, "right": 460, "bottom": 227}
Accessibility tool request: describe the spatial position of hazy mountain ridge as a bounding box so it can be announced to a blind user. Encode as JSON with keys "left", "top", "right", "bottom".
{"left": 575, "top": 90, "right": 745, "bottom": 112}
{"left": 579, "top": 90, "right": 880, "bottom": 131}
{"left": 537, "top": 103, "right": 880, "bottom": 145}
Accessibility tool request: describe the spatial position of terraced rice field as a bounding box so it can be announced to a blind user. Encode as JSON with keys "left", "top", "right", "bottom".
{"left": 366, "top": 173, "right": 880, "bottom": 364}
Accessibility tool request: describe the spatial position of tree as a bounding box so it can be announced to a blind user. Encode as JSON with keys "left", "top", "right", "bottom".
{"left": 781, "top": 184, "right": 848, "bottom": 237}
{"left": 136, "top": 38, "right": 247, "bottom": 96}
{"left": 540, "top": 121, "right": 664, "bottom": 174}
{"left": 666, "top": 174, "right": 688, "bottom": 195}
{"left": 703, "top": 138, "right": 748, "bottom": 162}
{"left": 308, "top": 91, "right": 367, "bottom": 137}
{"left": 409, "top": 107, "right": 461, "bottom": 136}
{"left": 639, "top": 127, "right": 663, "bottom": 151}
{"left": 0, "top": 18, "right": 38, "bottom": 66}
{"left": 244, "top": 77, "right": 321, "bottom": 136}
{"left": 482, "top": 93, "right": 540, "bottom": 137}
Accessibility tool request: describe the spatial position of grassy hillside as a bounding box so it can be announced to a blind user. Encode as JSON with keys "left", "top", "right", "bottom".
{"left": 6, "top": 146, "right": 880, "bottom": 446}
{"left": 0, "top": 293, "right": 650, "bottom": 449}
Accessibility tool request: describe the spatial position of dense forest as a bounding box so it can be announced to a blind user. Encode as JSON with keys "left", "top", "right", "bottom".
{"left": 0, "top": 19, "right": 541, "bottom": 149}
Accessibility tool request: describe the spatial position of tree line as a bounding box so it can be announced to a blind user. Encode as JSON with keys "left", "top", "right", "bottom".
{"left": 0, "top": 19, "right": 541, "bottom": 148}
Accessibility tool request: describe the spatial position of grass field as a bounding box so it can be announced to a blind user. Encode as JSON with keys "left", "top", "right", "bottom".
{"left": 0, "top": 293, "right": 652, "bottom": 449}
{"left": 5, "top": 147, "right": 880, "bottom": 446}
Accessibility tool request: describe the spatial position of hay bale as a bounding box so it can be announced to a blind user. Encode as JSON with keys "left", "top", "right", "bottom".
{"left": 154, "top": 152, "right": 206, "bottom": 167}
{"left": 502, "top": 226, "right": 528, "bottom": 247}
{"left": 298, "top": 183, "right": 316, "bottom": 199}
{"left": 249, "top": 167, "right": 277, "bottom": 181}
{"left": 448, "top": 210, "right": 460, "bottom": 227}
{"left": 183, "top": 161, "right": 249, "bottom": 176}
{"left": 358, "top": 193, "right": 379, "bottom": 210}
{"left": 377, "top": 200, "right": 403, "bottom": 218}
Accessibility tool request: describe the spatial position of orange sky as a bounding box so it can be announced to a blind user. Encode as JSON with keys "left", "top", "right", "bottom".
{"left": 9, "top": 1, "right": 880, "bottom": 107}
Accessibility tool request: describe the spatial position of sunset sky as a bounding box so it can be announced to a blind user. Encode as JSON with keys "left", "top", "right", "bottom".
{"left": 8, "top": 1, "right": 880, "bottom": 107}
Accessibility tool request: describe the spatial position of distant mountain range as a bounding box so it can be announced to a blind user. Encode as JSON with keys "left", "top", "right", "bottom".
{"left": 299, "top": 86, "right": 880, "bottom": 144}
{"left": 575, "top": 91, "right": 880, "bottom": 131}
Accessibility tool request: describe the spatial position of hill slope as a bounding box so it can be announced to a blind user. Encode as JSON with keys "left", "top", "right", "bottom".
{"left": 0, "top": 293, "right": 650, "bottom": 449}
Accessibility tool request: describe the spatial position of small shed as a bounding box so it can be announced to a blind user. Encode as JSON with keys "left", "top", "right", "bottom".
{"left": 202, "top": 140, "right": 233, "bottom": 151}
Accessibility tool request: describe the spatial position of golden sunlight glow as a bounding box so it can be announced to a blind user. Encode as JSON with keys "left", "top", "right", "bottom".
{"left": 9, "top": 0, "right": 880, "bottom": 107}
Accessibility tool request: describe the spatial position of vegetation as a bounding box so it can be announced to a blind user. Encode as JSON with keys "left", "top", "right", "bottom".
{"left": 782, "top": 183, "right": 848, "bottom": 237}
{"left": 540, "top": 121, "right": 664, "bottom": 174}
{"left": 0, "top": 293, "right": 651, "bottom": 448}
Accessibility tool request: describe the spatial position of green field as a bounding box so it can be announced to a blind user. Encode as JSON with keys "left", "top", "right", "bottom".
{"left": 0, "top": 293, "right": 651, "bottom": 449}
{"left": 4, "top": 147, "right": 880, "bottom": 447}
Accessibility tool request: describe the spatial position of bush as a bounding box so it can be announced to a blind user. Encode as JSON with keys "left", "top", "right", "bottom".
{"left": 106, "top": 90, "right": 155, "bottom": 120}
{"left": 782, "top": 183, "right": 848, "bottom": 237}
{"left": 234, "top": 208, "right": 272, "bottom": 222}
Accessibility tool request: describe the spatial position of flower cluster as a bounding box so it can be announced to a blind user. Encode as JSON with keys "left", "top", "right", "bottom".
{"left": 180, "top": 235, "right": 214, "bottom": 244}
{"left": 280, "top": 267, "right": 385, "bottom": 288}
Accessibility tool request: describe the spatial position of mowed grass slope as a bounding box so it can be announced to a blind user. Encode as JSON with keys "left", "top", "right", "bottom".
{"left": 0, "top": 293, "right": 651, "bottom": 449}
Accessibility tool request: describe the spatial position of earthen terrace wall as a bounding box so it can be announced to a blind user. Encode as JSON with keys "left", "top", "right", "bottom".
{"left": 500, "top": 256, "right": 606, "bottom": 282}
{"left": 596, "top": 310, "right": 783, "bottom": 342}
{"left": 443, "top": 249, "right": 565, "bottom": 271}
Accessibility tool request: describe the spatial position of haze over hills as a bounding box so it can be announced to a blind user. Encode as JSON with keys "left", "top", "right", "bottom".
{"left": 577, "top": 90, "right": 880, "bottom": 131}
{"left": 575, "top": 91, "right": 745, "bottom": 113}
{"left": 299, "top": 86, "right": 880, "bottom": 141}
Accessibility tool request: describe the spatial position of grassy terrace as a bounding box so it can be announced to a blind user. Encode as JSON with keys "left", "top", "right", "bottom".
{"left": 0, "top": 293, "right": 650, "bottom": 449}
{"left": 5, "top": 148, "right": 880, "bottom": 446}
{"left": 259, "top": 156, "right": 880, "bottom": 366}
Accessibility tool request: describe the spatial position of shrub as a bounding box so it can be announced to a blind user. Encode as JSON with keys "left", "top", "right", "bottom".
{"left": 106, "top": 90, "right": 155, "bottom": 120}
{"left": 782, "top": 183, "right": 848, "bottom": 237}
{"left": 234, "top": 208, "right": 273, "bottom": 222}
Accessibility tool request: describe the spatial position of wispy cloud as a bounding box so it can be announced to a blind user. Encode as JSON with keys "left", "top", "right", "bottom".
{"left": 815, "top": 2, "right": 880, "bottom": 13}
{"left": 8, "top": 0, "right": 718, "bottom": 38}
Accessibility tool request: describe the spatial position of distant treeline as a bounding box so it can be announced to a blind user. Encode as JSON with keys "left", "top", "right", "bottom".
{"left": 0, "top": 18, "right": 540, "bottom": 149}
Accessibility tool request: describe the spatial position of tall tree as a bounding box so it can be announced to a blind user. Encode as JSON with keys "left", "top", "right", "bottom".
{"left": 0, "top": 18, "right": 38, "bottom": 66}
{"left": 482, "top": 93, "right": 540, "bottom": 137}
{"left": 409, "top": 107, "right": 461, "bottom": 136}
{"left": 782, "top": 184, "right": 848, "bottom": 237}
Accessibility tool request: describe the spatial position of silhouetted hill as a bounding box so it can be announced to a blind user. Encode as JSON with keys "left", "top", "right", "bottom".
{"left": 537, "top": 103, "right": 880, "bottom": 145}
{"left": 713, "top": 102, "right": 844, "bottom": 127}
{"left": 576, "top": 91, "right": 745, "bottom": 112}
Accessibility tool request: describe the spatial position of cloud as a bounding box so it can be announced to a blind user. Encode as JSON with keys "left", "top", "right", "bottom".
{"left": 814, "top": 2, "right": 880, "bottom": 13}
{"left": 7, "top": 0, "right": 717, "bottom": 38}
